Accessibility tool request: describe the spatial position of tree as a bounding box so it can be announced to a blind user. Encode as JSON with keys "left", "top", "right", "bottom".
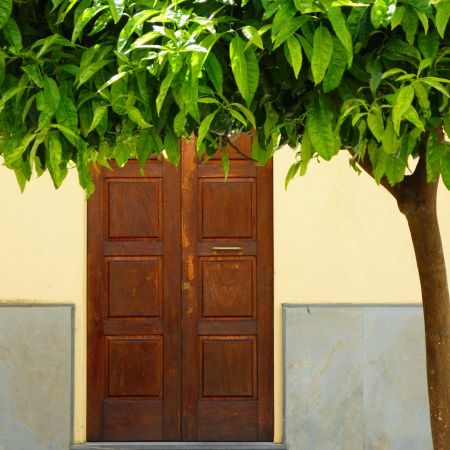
{"left": 0, "top": 0, "right": 449, "bottom": 447}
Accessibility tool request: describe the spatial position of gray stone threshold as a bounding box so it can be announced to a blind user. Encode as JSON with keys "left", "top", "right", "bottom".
{"left": 71, "top": 443, "right": 287, "bottom": 450}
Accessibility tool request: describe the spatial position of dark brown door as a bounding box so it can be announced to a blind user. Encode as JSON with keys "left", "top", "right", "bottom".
{"left": 87, "top": 134, "right": 273, "bottom": 442}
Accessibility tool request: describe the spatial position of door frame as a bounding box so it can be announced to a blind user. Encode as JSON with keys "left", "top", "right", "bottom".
{"left": 86, "top": 138, "right": 274, "bottom": 442}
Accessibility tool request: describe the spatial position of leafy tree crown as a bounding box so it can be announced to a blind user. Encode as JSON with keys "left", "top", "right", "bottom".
{"left": 0, "top": 0, "right": 449, "bottom": 194}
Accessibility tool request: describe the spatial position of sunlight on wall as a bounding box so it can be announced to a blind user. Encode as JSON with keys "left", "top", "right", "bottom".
{"left": 0, "top": 166, "right": 87, "bottom": 442}
{"left": 273, "top": 147, "right": 450, "bottom": 443}
{"left": 1, "top": 149, "right": 449, "bottom": 444}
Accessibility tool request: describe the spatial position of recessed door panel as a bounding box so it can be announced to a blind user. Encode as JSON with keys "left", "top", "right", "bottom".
{"left": 108, "top": 337, "right": 162, "bottom": 397}
{"left": 201, "top": 337, "right": 256, "bottom": 398}
{"left": 108, "top": 258, "right": 162, "bottom": 318}
{"left": 200, "top": 257, "right": 255, "bottom": 318}
{"left": 107, "top": 180, "right": 162, "bottom": 240}
{"left": 199, "top": 179, "right": 256, "bottom": 240}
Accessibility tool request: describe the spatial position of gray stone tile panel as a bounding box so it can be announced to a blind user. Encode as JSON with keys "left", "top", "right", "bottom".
{"left": 363, "top": 307, "right": 432, "bottom": 450}
{"left": 284, "top": 306, "right": 364, "bottom": 450}
{"left": 0, "top": 305, "right": 73, "bottom": 450}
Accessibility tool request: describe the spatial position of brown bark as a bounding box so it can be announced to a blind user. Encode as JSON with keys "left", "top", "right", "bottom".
{"left": 397, "top": 167, "right": 450, "bottom": 450}
{"left": 357, "top": 152, "right": 450, "bottom": 449}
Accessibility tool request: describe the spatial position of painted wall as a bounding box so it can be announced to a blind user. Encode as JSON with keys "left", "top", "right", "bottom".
{"left": 0, "top": 167, "right": 87, "bottom": 442}
{"left": 273, "top": 148, "right": 450, "bottom": 442}
{"left": 1, "top": 147, "right": 449, "bottom": 444}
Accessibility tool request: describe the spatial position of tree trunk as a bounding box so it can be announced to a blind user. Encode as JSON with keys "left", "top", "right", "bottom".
{"left": 397, "top": 178, "right": 450, "bottom": 450}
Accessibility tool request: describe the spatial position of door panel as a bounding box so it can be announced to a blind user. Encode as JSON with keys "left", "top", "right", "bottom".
{"left": 108, "top": 257, "right": 162, "bottom": 317}
{"left": 88, "top": 135, "right": 272, "bottom": 442}
{"left": 200, "top": 257, "right": 256, "bottom": 318}
{"left": 107, "top": 179, "right": 162, "bottom": 239}
{"left": 181, "top": 136, "right": 273, "bottom": 441}
{"left": 88, "top": 159, "right": 181, "bottom": 441}
{"left": 199, "top": 179, "right": 256, "bottom": 240}
{"left": 200, "top": 337, "right": 256, "bottom": 397}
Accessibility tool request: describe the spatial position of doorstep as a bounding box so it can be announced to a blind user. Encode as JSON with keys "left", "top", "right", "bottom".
{"left": 71, "top": 443, "right": 288, "bottom": 450}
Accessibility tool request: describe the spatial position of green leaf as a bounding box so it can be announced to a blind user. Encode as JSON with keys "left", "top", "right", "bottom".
{"left": 33, "top": 34, "right": 73, "bottom": 59}
{"left": 307, "top": 95, "right": 339, "bottom": 160}
{"left": 284, "top": 35, "right": 303, "bottom": 79}
{"left": 401, "top": 7, "right": 418, "bottom": 44}
{"left": 421, "top": 78, "right": 450, "bottom": 97}
{"left": 426, "top": 129, "right": 446, "bottom": 182}
{"left": 0, "top": 0, "right": 12, "bottom": 30}
{"left": 56, "top": 94, "right": 78, "bottom": 130}
{"left": 0, "top": 85, "right": 29, "bottom": 111}
{"left": 108, "top": 0, "right": 125, "bottom": 24}
{"left": 418, "top": 31, "right": 439, "bottom": 61}
{"left": 273, "top": 16, "right": 310, "bottom": 49}
{"left": 72, "top": 6, "right": 108, "bottom": 43}
{"left": 42, "top": 76, "right": 61, "bottom": 116}
{"left": 242, "top": 25, "right": 264, "bottom": 49}
{"left": 197, "top": 110, "right": 218, "bottom": 151}
{"left": 136, "top": 129, "right": 154, "bottom": 166}
{"left": 156, "top": 69, "right": 174, "bottom": 115}
{"left": 0, "top": 51, "right": 4, "bottom": 89}
{"left": 323, "top": 38, "right": 347, "bottom": 93}
{"left": 51, "top": 124, "right": 81, "bottom": 148}
{"left": 164, "top": 128, "right": 180, "bottom": 166}
{"left": 371, "top": 0, "right": 396, "bottom": 29}
{"left": 173, "top": 109, "right": 187, "bottom": 137}
{"left": 390, "top": 5, "right": 405, "bottom": 29}
{"left": 229, "top": 109, "right": 247, "bottom": 127}
{"left": 127, "top": 106, "right": 151, "bottom": 128}
{"left": 327, "top": 7, "right": 353, "bottom": 65}
{"left": 88, "top": 105, "right": 108, "bottom": 134}
{"left": 442, "top": 154, "right": 450, "bottom": 190}
{"left": 403, "top": 105, "right": 424, "bottom": 131}
{"left": 367, "top": 106, "right": 384, "bottom": 142}
{"left": 77, "top": 143, "right": 95, "bottom": 197}
{"left": 245, "top": 47, "right": 259, "bottom": 106}
{"left": 392, "top": 84, "right": 414, "bottom": 135}
{"left": 230, "top": 103, "right": 257, "bottom": 129}
{"left": 118, "top": 10, "right": 157, "bottom": 51}
{"left": 413, "top": 80, "right": 431, "bottom": 115}
{"left": 311, "top": 26, "right": 333, "bottom": 85}
{"left": 47, "top": 133, "right": 66, "bottom": 188}
{"left": 230, "top": 37, "right": 259, "bottom": 106}
{"left": 300, "top": 128, "right": 312, "bottom": 175}
{"left": 285, "top": 162, "right": 300, "bottom": 189}
{"left": 2, "top": 18, "right": 22, "bottom": 49}
{"left": 22, "top": 64, "right": 44, "bottom": 88}
{"left": 221, "top": 150, "right": 230, "bottom": 180}
{"left": 272, "top": 1, "right": 297, "bottom": 37}
{"left": 230, "top": 36, "right": 248, "bottom": 104}
{"left": 384, "top": 38, "right": 421, "bottom": 61}
{"left": 205, "top": 53, "right": 223, "bottom": 95}
{"left": 436, "top": 0, "right": 450, "bottom": 38}
{"left": 381, "top": 117, "right": 401, "bottom": 154}
{"left": 77, "top": 59, "right": 111, "bottom": 88}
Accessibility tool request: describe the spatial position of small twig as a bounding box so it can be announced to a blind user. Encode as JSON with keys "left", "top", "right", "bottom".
{"left": 221, "top": 134, "right": 257, "bottom": 162}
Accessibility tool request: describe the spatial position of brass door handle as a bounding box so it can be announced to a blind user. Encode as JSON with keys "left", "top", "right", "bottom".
{"left": 212, "top": 246, "right": 243, "bottom": 251}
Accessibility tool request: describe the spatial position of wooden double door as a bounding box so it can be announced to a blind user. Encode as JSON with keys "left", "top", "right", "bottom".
{"left": 87, "top": 135, "right": 273, "bottom": 442}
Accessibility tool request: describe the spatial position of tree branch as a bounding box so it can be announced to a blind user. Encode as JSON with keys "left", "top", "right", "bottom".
{"left": 349, "top": 150, "right": 401, "bottom": 199}
{"left": 221, "top": 134, "right": 257, "bottom": 162}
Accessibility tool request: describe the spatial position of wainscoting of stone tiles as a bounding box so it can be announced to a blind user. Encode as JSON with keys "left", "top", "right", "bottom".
{"left": 0, "top": 305, "right": 73, "bottom": 450}
{"left": 283, "top": 305, "right": 433, "bottom": 450}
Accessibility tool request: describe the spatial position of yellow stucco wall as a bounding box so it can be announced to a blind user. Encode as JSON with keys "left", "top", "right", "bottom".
{"left": 1, "top": 148, "right": 449, "bottom": 444}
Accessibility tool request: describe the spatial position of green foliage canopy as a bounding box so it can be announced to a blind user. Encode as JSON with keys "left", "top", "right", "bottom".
{"left": 0, "top": 0, "right": 449, "bottom": 194}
